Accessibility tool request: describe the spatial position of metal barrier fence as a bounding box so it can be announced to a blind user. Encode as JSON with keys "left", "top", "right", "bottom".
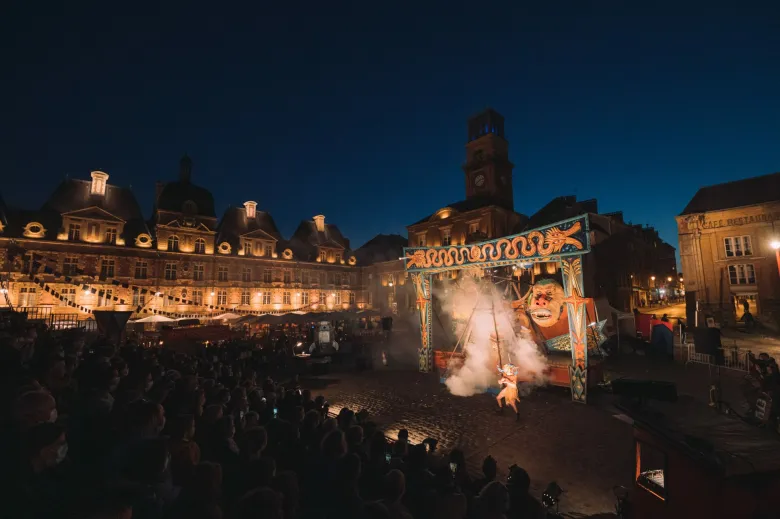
{"left": 685, "top": 343, "right": 750, "bottom": 372}
{"left": 9, "top": 307, "right": 99, "bottom": 332}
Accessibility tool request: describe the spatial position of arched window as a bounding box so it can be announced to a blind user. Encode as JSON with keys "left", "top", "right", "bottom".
{"left": 194, "top": 238, "right": 206, "bottom": 254}
{"left": 168, "top": 235, "right": 179, "bottom": 252}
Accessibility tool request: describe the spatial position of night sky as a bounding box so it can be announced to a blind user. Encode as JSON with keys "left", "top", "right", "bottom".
{"left": 3, "top": 1, "right": 779, "bottom": 255}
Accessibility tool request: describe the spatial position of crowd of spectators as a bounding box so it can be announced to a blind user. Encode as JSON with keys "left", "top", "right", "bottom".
{"left": 0, "top": 321, "right": 547, "bottom": 519}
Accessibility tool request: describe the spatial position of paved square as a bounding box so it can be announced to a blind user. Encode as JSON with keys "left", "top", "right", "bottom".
{"left": 314, "top": 368, "right": 635, "bottom": 516}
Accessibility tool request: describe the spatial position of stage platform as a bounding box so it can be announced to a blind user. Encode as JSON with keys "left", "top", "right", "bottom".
{"left": 435, "top": 349, "right": 604, "bottom": 392}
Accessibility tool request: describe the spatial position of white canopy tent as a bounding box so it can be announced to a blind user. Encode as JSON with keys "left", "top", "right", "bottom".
{"left": 212, "top": 312, "right": 242, "bottom": 321}
{"left": 131, "top": 315, "right": 175, "bottom": 323}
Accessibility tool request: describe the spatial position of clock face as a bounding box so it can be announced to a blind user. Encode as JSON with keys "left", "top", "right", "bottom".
{"left": 474, "top": 174, "right": 485, "bottom": 187}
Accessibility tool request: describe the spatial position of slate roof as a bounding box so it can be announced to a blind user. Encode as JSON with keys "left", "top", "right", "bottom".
{"left": 39, "top": 178, "right": 151, "bottom": 244}
{"left": 410, "top": 195, "right": 512, "bottom": 226}
{"left": 354, "top": 234, "right": 408, "bottom": 265}
{"left": 157, "top": 181, "right": 216, "bottom": 218}
{"left": 288, "top": 219, "right": 352, "bottom": 262}
{"left": 524, "top": 196, "right": 598, "bottom": 231}
{"left": 216, "top": 206, "right": 283, "bottom": 253}
{"left": 680, "top": 172, "right": 780, "bottom": 215}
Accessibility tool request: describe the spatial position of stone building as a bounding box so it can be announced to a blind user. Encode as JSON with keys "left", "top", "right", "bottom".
{"left": 0, "top": 157, "right": 368, "bottom": 321}
{"left": 526, "top": 196, "right": 678, "bottom": 311}
{"left": 677, "top": 172, "right": 780, "bottom": 327}
{"left": 354, "top": 234, "right": 414, "bottom": 316}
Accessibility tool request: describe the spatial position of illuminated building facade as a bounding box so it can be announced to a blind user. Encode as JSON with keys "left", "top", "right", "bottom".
{"left": 677, "top": 172, "right": 780, "bottom": 327}
{"left": 0, "top": 156, "right": 367, "bottom": 319}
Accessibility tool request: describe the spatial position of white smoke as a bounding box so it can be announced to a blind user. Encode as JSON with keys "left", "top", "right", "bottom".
{"left": 439, "top": 274, "right": 547, "bottom": 397}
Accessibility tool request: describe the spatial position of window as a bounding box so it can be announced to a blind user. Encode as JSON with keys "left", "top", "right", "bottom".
{"left": 334, "top": 292, "right": 342, "bottom": 305}
{"left": 294, "top": 270, "right": 301, "bottom": 283}
{"left": 263, "top": 269, "right": 272, "bottom": 283}
{"left": 162, "top": 293, "right": 172, "bottom": 307}
{"left": 68, "top": 223, "right": 81, "bottom": 241}
{"left": 63, "top": 288, "right": 76, "bottom": 305}
{"left": 97, "top": 289, "right": 112, "bottom": 307}
{"left": 63, "top": 257, "right": 78, "bottom": 276}
{"left": 349, "top": 292, "right": 356, "bottom": 305}
{"left": 244, "top": 241, "right": 252, "bottom": 256}
{"left": 261, "top": 292, "right": 271, "bottom": 305}
{"left": 242, "top": 267, "right": 252, "bottom": 282}
{"left": 441, "top": 228, "right": 451, "bottom": 246}
{"left": 100, "top": 259, "right": 115, "bottom": 278}
{"left": 320, "top": 272, "right": 327, "bottom": 285}
{"left": 335, "top": 253, "right": 342, "bottom": 264}
{"left": 302, "top": 270, "right": 310, "bottom": 284}
{"left": 283, "top": 291, "right": 291, "bottom": 305}
{"left": 217, "top": 290, "right": 227, "bottom": 305}
{"left": 218, "top": 266, "right": 229, "bottom": 282}
{"left": 636, "top": 441, "right": 667, "bottom": 501}
{"left": 193, "top": 264, "right": 204, "bottom": 281}
{"left": 194, "top": 238, "right": 206, "bottom": 254}
{"left": 319, "top": 250, "right": 327, "bottom": 262}
{"left": 167, "top": 235, "right": 179, "bottom": 252}
{"left": 283, "top": 270, "right": 291, "bottom": 284}
{"left": 263, "top": 244, "right": 273, "bottom": 257}
{"left": 468, "top": 222, "right": 479, "bottom": 235}
{"left": 190, "top": 290, "right": 201, "bottom": 305}
{"left": 301, "top": 292, "right": 309, "bottom": 305}
{"left": 417, "top": 234, "right": 426, "bottom": 247}
{"left": 18, "top": 287, "right": 37, "bottom": 307}
{"left": 241, "top": 290, "right": 251, "bottom": 305}
{"left": 132, "top": 288, "right": 145, "bottom": 307}
{"left": 728, "top": 264, "right": 756, "bottom": 285}
{"left": 105, "top": 227, "right": 117, "bottom": 244}
{"left": 725, "top": 236, "right": 752, "bottom": 257}
{"left": 165, "top": 263, "right": 177, "bottom": 280}
{"left": 319, "top": 292, "right": 327, "bottom": 306}
{"left": 135, "top": 261, "right": 148, "bottom": 279}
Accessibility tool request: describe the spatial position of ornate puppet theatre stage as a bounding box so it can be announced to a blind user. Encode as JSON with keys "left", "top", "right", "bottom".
{"left": 404, "top": 215, "right": 606, "bottom": 404}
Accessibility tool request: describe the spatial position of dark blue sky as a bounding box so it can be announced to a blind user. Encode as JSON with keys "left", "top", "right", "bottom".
{"left": 3, "top": 1, "right": 779, "bottom": 253}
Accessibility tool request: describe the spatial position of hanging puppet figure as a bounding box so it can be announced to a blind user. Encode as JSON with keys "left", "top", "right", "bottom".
{"left": 496, "top": 363, "right": 521, "bottom": 420}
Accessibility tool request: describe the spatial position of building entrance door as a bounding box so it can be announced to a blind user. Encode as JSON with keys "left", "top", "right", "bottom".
{"left": 733, "top": 292, "right": 759, "bottom": 320}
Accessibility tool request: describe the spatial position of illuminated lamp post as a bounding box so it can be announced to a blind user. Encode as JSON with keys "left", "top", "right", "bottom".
{"left": 771, "top": 240, "right": 780, "bottom": 277}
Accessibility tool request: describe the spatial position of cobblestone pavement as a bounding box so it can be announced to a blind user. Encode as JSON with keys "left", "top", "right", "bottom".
{"left": 311, "top": 368, "right": 634, "bottom": 516}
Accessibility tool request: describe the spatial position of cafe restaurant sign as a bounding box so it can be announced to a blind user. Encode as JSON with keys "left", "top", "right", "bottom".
{"left": 681, "top": 211, "right": 780, "bottom": 231}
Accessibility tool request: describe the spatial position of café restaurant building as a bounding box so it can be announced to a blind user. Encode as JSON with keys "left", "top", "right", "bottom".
{"left": 676, "top": 172, "right": 780, "bottom": 328}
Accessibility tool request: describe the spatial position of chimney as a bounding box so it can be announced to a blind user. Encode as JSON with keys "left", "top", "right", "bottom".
{"left": 90, "top": 171, "right": 109, "bottom": 196}
{"left": 179, "top": 154, "right": 192, "bottom": 183}
{"left": 313, "top": 215, "right": 326, "bottom": 233}
{"left": 244, "top": 201, "right": 257, "bottom": 219}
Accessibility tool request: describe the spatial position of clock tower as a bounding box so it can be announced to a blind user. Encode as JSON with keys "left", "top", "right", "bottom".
{"left": 463, "top": 108, "right": 514, "bottom": 210}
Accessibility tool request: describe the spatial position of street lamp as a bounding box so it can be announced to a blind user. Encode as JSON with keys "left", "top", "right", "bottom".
{"left": 667, "top": 276, "right": 672, "bottom": 282}
{"left": 771, "top": 240, "right": 780, "bottom": 277}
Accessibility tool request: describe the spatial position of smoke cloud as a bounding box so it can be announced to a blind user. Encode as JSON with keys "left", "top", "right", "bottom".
{"left": 438, "top": 275, "right": 547, "bottom": 397}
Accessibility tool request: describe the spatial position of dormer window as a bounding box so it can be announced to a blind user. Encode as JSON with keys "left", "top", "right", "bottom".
{"left": 105, "top": 227, "right": 117, "bottom": 244}
{"left": 319, "top": 250, "right": 327, "bottom": 262}
{"left": 168, "top": 235, "right": 179, "bottom": 252}
{"left": 68, "top": 224, "right": 81, "bottom": 241}
{"left": 194, "top": 238, "right": 206, "bottom": 254}
{"left": 244, "top": 201, "right": 257, "bottom": 219}
{"left": 243, "top": 241, "right": 252, "bottom": 256}
{"left": 90, "top": 171, "right": 109, "bottom": 196}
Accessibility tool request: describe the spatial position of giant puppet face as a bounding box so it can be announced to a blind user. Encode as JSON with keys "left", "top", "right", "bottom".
{"left": 526, "top": 279, "right": 565, "bottom": 328}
